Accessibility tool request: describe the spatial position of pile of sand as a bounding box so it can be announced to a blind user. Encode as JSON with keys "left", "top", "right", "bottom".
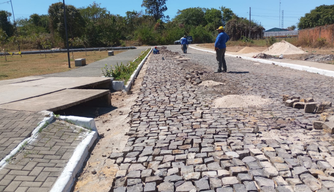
{"left": 238, "top": 47, "right": 262, "bottom": 54}
{"left": 262, "top": 40, "right": 306, "bottom": 55}
{"left": 200, "top": 80, "right": 224, "bottom": 86}
{"left": 213, "top": 95, "right": 272, "bottom": 108}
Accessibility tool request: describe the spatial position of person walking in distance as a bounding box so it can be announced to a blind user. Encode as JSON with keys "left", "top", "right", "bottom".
{"left": 215, "top": 26, "right": 229, "bottom": 72}
{"left": 181, "top": 35, "right": 188, "bottom": 53}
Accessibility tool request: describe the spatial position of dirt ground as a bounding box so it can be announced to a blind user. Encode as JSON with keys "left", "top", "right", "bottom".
{"left": 73, "top": 55, "right": 150, "bottom": 192}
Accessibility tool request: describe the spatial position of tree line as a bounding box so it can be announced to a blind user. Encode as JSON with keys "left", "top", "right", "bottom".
{"left": 1, "top": 0, "right": 333, "bottom": 50}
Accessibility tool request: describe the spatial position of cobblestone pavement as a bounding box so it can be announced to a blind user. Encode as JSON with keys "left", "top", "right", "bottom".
{"left": 110, "top": 46, "right": 334, "bottom": 192}
{"left": 0, "top": 109, "right": 45, "bottom": 160}
{"left": 0, "top": 120, "right": 88, "bottom": 192}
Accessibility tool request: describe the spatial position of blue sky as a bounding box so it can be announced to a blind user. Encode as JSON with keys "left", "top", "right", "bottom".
{"left": 1, "top": 0, "right": 333, "bottom": 30}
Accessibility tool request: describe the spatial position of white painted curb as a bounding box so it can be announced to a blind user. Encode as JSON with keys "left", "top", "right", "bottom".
{"left": 189, "top": 45, "right": 334, "bottom": 78}
{"left": 0, "top": 111, "right": 54, "bottom": 169}
{"left": 124, "top": 48, "right": 153, "bottom": 93}
{"left": 50, "top": 115, "right": 98, "bottom": 192}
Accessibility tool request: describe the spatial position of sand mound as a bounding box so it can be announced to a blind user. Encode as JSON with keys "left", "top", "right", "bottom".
{"left": 213, "top": 95, "right": 272, "bottom": 108}
{"left": 200, "top": 80, "right": 224, "bottom": 86}
{"left": 238, "top": 47, "right": 261, "bottom": 54}
{"left": 262, "top": 40, "right": 306, "bottom": 55}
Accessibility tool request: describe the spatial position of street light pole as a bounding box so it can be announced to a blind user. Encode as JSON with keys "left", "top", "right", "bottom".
{"left": 9, "top": 0, "right": 20, "bottom": 52}
{"left": 63, "top": 0, "right": 71, "bottom": 68}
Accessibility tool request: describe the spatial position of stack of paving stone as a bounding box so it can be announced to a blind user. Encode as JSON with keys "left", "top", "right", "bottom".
{"left": 283, "top": 95, "right": 332, "bottom": 113}
{"left": 184, "top": 71, "right": 206, "bottom": 85}
{"left": 109, "top": 48, "right": 334, "bottom": 192}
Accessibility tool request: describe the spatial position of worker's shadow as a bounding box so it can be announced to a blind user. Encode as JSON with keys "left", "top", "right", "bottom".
{"left": 227, "top": 71, "right": 249, "bottom": 74}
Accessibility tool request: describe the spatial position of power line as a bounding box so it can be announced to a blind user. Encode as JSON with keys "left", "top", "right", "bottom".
{"left": 0, "top": 1, "right": 10, "bottom": 4}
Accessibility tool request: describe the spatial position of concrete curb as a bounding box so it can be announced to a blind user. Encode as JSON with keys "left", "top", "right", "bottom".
{"left": 111, "top": 48, "right": 152, "bottom": 92}
{"left": 124, "top": 48, "right": 152, "bottom": 93}
{"left": 50, "top": 115, "right": 98, "bottom": 192}
{"left": 189, "top": 45, "right": 334, "bottom": 78}
{"left": 0, "top": 111, "right": 54, "bottom": 169}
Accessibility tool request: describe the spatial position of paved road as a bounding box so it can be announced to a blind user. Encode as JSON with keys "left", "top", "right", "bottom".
{"left": 43, "top": 47, "right": 148, "bottom": 77}
{"left": 110, "top": 45, "right": 334, "bottom": 191}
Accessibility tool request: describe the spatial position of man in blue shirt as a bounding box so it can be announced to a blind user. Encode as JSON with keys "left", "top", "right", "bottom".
{"left": 181, "top": 35, "right": 188, "bottom": 53}
{"left": 214, "top": 26, "right": 229, "bottom": 72}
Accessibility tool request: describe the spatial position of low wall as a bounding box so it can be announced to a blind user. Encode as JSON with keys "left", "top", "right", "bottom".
{"left": 298, "top": 24, "right": 334, "bottom": 46}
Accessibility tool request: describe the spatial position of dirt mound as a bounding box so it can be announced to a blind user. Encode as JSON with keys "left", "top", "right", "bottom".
{"left": 263, "top": 40, "right": 306, "bottom": 55}
{"left": 200, "top": 80, "right": 224, "bottom": 86}
{"left": 213, "top": 95, "right": 272, "bottom": 108}
{"left": 238, "top": 47, "right": 261, "bottom": 54}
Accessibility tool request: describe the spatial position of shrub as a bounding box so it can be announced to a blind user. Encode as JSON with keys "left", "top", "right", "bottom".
{"left": 266, "top": 36, "right": 277, "bottom": 46}
{"left": 102, "top": 49, "right": 150, "bottom": 83}
{"left": 190, "top": 25, "right": 213, "bottom": 43}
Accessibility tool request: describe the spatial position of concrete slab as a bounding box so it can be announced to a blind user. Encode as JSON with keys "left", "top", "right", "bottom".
{"left": 0, "top": 77, "right": 111, "bottom": 105}
{"left": 10, "top": 77, "right": 111, "bottom": 89}
{"left": 0, "top": 84, "right": 64, "bottom": 105}
{"left": 0, "top": 89, "right": 111, "bottom": 112}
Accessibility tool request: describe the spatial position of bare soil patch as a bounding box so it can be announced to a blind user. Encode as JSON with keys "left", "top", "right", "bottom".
{"left": 213, "top": 95, "right": 272, "bottom": 108}
{"left": 73, "top": 53, "right": 150, "bottom": 192}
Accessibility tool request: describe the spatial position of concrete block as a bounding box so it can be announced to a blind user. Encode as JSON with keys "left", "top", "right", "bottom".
{"left": 75, "top": 58, "right": 86, "bottom": 66}
{"left": 293, "top": 102, "right": 305, "bottom": 109}
{"left": 112, "top": 81, "right": 124, "bottom": 91}
{"left": 304, "top": 102, "right": 318, "bottom": 113}
{"left": 108, "top": 51, "right": 114, "bottom": 56}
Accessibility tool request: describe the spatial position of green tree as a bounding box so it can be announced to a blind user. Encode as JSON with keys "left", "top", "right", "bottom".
{"left": 221, "top": 6, "right": 235, "bottom": 26}
{"left": 287, "top": 25, "right": 296, "bottom": 30}
{"left": 48, "top": 2, "right": 85, "bottom": 45}
{"left": 298, "top": 5, "right": 334, "bottom": 29}
{"left": 173, "top": 7, "right": 206, "bottom": 26}
{"left": 0, "top": 11, "right": 14, "bottom": 37}
{"left": 204, "top": 8, "right": 222, "bottom": 31}
{"left": 141, "top": 0, "right": 168, "bottom": 21}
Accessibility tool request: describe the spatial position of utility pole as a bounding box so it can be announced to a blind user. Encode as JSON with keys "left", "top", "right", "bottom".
{"left": 63, "top": 0, "right": 71, "bottom": 68}
{"left": 9, "top": 0, "right": 20, "bottom": 51}
{"left": 282, "top": 10, "right": 284, "bottom": 29}
{"left": 249, "top": 7, "right": 251, "bottom": 38}
{"left": 279, "top": 0, "right": 281, "bottom": 28}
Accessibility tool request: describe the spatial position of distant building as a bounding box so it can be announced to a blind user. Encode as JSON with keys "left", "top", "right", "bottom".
{"left": 264, "top": 28, "right": 298, "bottom": 38}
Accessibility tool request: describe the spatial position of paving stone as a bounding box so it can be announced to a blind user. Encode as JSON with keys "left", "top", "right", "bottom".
{"left": 229, "top": 166, "right": 248, "bottom": 176}
{"left": 222, "top": 176, "right": 239, "bottom": 185}
{"left": 176, "top": 181, "right": 196, "bottom": 191}
{"left": 207, "top": 162, "right": 221, "bottom": 171}
{"left": 209, "top": 177, "right": 222, "bottom": 189}
{"left": 194, "top": 178, "right": 210, "bottom": 191}
{"left": 276, "top": 186, "right": 294, "bottom": 192}
{"left": 141, "top": 169, "right": 152, "bottom": 177}
{"left": 217, "top": 169, "right": 230, "bottom": 177}
{"left": 127, "top": 171, "right": 141, "bottom": 178}
{"left": 186, "top": 158, "right": 203, "bottom": 165}
{"left": 144, "top": 182, "right": 156, "bottom": 192}
{"left": 254, "top": 177, "right": 274, "bottom": 188}
{"left": 244, "top": 181, "right": 258, "bottom": 192}
{"left": 183, "top": 172, "right": 200, "bottom": 180}
{"left": 216, "top": 187, "right": 233, "bottom": 192}
{"left": 293, "top": 184, "right": 312, "bottom": 192}
{"left": 164, "top": 175, "right": 183, "bottom": 182}
{"left": 127, "top": 183, "right": 143, "bottom": 192}
{"left": 114, "top": 187, "right": 126, "bottom": 192}
{"left": 127, "top": 178, "right": 142, "bottom": 186}
{"left": 157, "top": 182, "right": 174, "bottom": 191}
{"left": 195, "top": 164, "right": 208, "bottom": 172}
{"left": 300, "top": 173, "right": 322, "bottom": 191}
